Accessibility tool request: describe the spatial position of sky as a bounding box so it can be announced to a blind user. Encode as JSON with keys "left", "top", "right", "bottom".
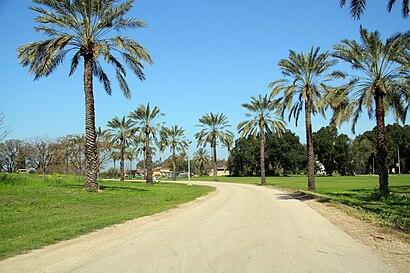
{"left": 0, "top": 0, "right": 409, "bottom": 160}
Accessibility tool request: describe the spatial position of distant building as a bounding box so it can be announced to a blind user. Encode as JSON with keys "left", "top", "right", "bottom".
{"left": 209, "top": 167, "right": 229, "bottom": 177}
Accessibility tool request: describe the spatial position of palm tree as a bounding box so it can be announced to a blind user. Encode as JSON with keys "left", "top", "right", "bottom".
{"left": 96, "top": 127, "right": 111, "bottom": 178}
{"left": 130, "top": 136, "right": 145, "bottom": 176}
{"left": 160, "top": 125, "right": 188, "bottom": 180}
{"left": 128, "top": 103, "right": 164, "bottom": 184}
{"left": 18, "top": 0, "right": 152, "bottom": 190}
{"left": 221, "top": 134, "right": 234, "bottom": 158}
{"left": 195, "top": 113, "right": 233, "bottom": 182}
{"left": 339, "top": 0, "right": 409, "bottom": 19}
{"left": 193, "top": 148, "right": 211, "bottom": 176}
{"left": 329, "top": 27, "right": 410, "bottom": 195}
{"left": 269, "top": 47, "right": 338, "bottom": 192}
{"left": 106, "top": 116, "right": 134, "bottom": 182}
{"left": 238, "top": 95, "right": 286, "bottom": 185}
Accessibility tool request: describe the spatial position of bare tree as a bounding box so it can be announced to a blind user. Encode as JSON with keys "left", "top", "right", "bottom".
{"left": 0, "top": 139, "right": 25, "bottom": 173}
{"left": 26, "top": 136, "right": 56, "bottom": 180}
{"left": 0, "top": 113, "right": 10, "bottom": 142}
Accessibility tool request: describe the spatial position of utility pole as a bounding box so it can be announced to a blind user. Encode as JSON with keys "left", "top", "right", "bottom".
{"left": 187, "top": 140, "right": 192, "bottom": 186}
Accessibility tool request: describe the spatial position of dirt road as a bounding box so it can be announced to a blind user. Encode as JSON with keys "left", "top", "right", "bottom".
{"left": 0, "top": 182, "right": 397, "bottom": 273}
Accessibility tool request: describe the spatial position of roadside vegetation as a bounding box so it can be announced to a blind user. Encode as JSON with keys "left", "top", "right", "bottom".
{"left": 188, "top": 175, "right": 410, "bottom": 232}
{"left": 0, "top": 174, "right": 213, "bottom": 260}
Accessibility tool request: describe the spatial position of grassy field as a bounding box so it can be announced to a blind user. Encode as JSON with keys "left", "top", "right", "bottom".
{"left": 187, "top": 175, "right": 410, "bottom": 232}
{"left": 0, "top": 174, "right": 213, "bottom": 260}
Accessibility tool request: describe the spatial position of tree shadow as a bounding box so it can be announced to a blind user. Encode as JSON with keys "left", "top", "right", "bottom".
{"left": 275, "top": 192, "right": 319, "bottom": 202}
{"left": 54, "top": 183, "right": 149, "bottom": 192}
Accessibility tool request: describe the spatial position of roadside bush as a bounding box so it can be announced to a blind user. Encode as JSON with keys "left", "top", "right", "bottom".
{"left": 100, "top": 167, "right": 119, "bottom": 179}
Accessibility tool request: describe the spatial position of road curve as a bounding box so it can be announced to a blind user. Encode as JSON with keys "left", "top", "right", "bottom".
{"left": 0, "top": 181, "right": 397, "bottom": 273}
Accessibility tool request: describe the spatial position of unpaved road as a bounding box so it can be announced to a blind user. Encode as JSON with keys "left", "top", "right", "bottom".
{"left": 0, "top": 182, "right": 397, "bottom": 273}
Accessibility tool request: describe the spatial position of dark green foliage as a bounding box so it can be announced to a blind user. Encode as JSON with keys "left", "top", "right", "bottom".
{"left": 229, "top": 137, "right": 259, "bottom": 176}
{"left": 266, "top": 130, "right": 306, "bottom": 175}
{"left": 313, "top": 125, "right": 352, "bottom": 176}
{"left": 229, "top": 130, "right": 306, "bottom": 176}
{"left": 352, "top": 124, "right": 410, "bottom": 174}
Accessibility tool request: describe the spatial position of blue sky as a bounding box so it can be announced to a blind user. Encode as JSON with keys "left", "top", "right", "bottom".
{"left": 0, "top": 0, "right": 408, "bottom": 160}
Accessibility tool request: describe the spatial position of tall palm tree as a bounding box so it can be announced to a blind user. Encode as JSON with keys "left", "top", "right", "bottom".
{"left": 106, "top": 116, "right": 134, "bottom": 182}
{"left": 329, "top": 27, "right": 410, "bottom": 195}
{"left": 269, "top": 47, "right": 338, "bottom": 192}
{"left": 160, "top": 125, "right": 188, "bottom": 180}
{"left": 18, "top": 0, "right": 152, "bottom": 190}
{"left": 339, "top": 0, "right": 409, "bottom": 19}
{"left": 238, "top": 95, "right": 286, "bottom": 185}
{"left": 128, "top": 103, "right": 164, "bottom": 184}
{"left": 193, "top": 148, "right": 211, "bottom": 176}
{"left": 195, "top": 113, "right": 233, "bottom": 182}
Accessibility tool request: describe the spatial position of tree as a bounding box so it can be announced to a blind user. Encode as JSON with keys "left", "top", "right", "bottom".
{"left": 229, "top": 137, "right": 260, "bottom": 177}
{"left": 96, "top": 127, "right": 112, "bottom": 178}
{"left": 0, "top": 113, "right": 10, "bottom": 142}
{"left": 130, "top": 135, "right": 145, "bottom": 174}
{"left": 313, "top": 126, "right": 352, "bottom": 176}
{"left": 26, "top": 136, "right": 56, "bottom": 180}
{"left": 266, "top": 130, "right": 307, "bottom": 176}
{"left": 270, "top": 47, "right": 338, "bottom": 192}
{"left": 67, "top": 135, "right": 86, "bottom": 180}
{"left": 237, "top": 95, "right": 286, "bottom": 185}
{"left": 193, "top": 148, "right": 211, "bottom": 176}
{"left": 0, "top": 139, "right": 26, "bottom": 173}
{"left": 18, "top": 0, "right": 152, "bottom": 190}
{"left": 195, "top": 113, "right": 233, "bottom": 182}
{"left": 106, "top": 116, "right": 134, "bottom": 182}
{"left": 128, "top": 103, "right": 164, "bottom": 184}
{"left": 160, "top": 125, "right": 188, "bottom": 180}
{"left": 329, "top": 27, "right": 410, "bottom": 195}
{"left": 221, "top": 134, "right": 234, "bottom": 157}
{"left": 352, "top": 136, "right": 376, "bottom": 174}
{"left": 339, "top": 0, "right": 409, "bottom": 19}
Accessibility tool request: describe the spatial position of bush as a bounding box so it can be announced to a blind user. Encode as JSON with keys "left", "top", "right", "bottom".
{"left": 100, "top": 167, "right": 119, "bottom": 179}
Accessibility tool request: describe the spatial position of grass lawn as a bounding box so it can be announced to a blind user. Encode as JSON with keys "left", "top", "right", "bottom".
{"left": 0, "top": 174, "right": 213, "bottom": 260}
{"left": 186, "top": 175, "right": 410, "bottom": 232}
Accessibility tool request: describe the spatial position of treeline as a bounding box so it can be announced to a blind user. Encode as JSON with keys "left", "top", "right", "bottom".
{"left": 228, "top": 123, "right": 410, "bottom": 177}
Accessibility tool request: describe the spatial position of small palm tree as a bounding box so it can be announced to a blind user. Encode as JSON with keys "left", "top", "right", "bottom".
{"left": 106, "top": 116, "right": 134, "bottom": 182}
{"left": 195, "top": 113, "right": 233, "bottom": 181}
{"left": 193, "top": 148, "right": 211, "bottom": 176}
{"left": 328, "top": 27, "right": 410, "bottom": 195}
{"left": 130, "top": 136, "right": 145, "bottom": 175}
{"left": 160, "top": 125, "right": 188, "bottom": 180}
{"left": 128, "top": 103, "right": 164, "bottom": 184}
{"left": 238, "top": 95, "right": 286, "bottom": 185}
{"left": 18, "top": 0, "right": 152, "bottom": 190}
{"left": 269, "top": 47, "right": 338, "bottom": 192}
{"left": 339, "top": 0, "right": 409, "bottom": 19}
{"left": 221, "top": 134, "right": 234, "bottom": 158}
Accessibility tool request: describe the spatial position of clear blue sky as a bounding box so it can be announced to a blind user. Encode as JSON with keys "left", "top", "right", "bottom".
{"left": 0, "top": 0, "right": 408, "bottom": 160}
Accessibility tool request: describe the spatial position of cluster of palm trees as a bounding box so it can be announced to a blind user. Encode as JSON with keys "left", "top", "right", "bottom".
{"left": 267, "top": 28, "right": 410, "bottom": 195}
{"left": 18, "top": 0, "right": 409, "bottom": 196}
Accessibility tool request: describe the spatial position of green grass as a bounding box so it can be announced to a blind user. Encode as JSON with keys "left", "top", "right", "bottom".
{"left": 188, "top": 175, "right": 410, "bottom": 232}
{"left": 0, "top": 173, "right": 213, "bottom": 260}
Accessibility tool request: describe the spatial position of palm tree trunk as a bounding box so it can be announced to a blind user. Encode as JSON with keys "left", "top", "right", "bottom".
{"left": 305, "top": 100, "right": 316, "bottom": 192}
{"left": 375, "top": 92, "right": 389, "bottom": 195}
{"left": 145, "top": 131, "right": 153, "bottom": 184}
{"left": 260, "top": 125, "right": 266, "bottom": 185}
{"left": 83, "top": 56, "right": 98, "bottom": 190}
{"left": 172, "top": 146, "right": 177, "bottom": 181}
{"left": 213, "top": 138, "right": 218, "bottom": 182}
{"left": 120, "top": 143, "right": 125, "bottom": 182}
